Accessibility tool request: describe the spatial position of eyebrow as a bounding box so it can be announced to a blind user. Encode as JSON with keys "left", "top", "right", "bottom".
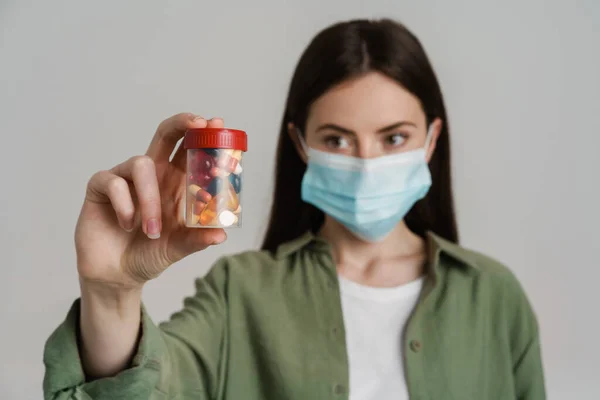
{"left": 315, "top": 121, "right": 417, "bottom": 134}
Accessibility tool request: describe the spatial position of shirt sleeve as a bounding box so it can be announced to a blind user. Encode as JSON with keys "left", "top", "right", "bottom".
{"left": 505, "top": 273, "right": 547, "bottom": 400}
{"left": 43, "top": 258, "right": 229, "bottom": 400}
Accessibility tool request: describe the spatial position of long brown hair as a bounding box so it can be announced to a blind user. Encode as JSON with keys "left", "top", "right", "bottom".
{"left": 261, "top": 18, "right": 458, "bottom": 252}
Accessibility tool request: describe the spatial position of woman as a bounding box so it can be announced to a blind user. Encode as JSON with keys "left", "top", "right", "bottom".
{"left": 43, "top": 19, "right": 545, "bottom": 399}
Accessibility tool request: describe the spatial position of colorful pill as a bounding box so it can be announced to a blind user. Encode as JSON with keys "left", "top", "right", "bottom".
{"left": 217, "top": 154, "right": 239, "bottom": 173}
{"left": 196, "top": 188, "right": 212, "bottom": 203}
{"left": 188, "top": 173, "right": 212, "bottom": 187}
{"left": 193, "top": 200, "right": 207, "bottom": 215}
{"left": 191, "top": 150, "right": 215, "bottom": 169}
{"left": 206, "top": 178, "right": 224, "bottom": 196}
{"left": 222, "top": 179, "right": 239, "bottom": 210}
{"left": 188, "top": 184, "right": 202, "bottom": 198}
{"left": 229, "top": 173, "right": 241, "bottom": 193}
{"left": 212, "top": 150, "right": 238, "bottom": 173}
{"left": 190, "top": 151, "right": 217, "bottom": 187}
{"left": 199, "top": 198, "right": 219, "bottom": 225}
{"left": 217, "top": 210, "right": 237, "bottom": 226}
{"left": 231, "top": 150, "right": 242, "bottom": 160}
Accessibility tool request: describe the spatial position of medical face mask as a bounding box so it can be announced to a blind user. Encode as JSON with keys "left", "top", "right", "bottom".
{"left": 298, "top": 126, "right": 434, "bottom": 242}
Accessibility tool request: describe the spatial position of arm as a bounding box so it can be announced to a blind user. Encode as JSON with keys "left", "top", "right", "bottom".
{"left": 79, "top": 281, "right": 143, "bottom": 379}
{"left": 43, "top": 260, "right": 229, "bottom": 400}
{"left": 505, "top": 275, "right": 546, "bottom": 400}
{"left": 513, "top": 329, "right": 545, "bottom": 400}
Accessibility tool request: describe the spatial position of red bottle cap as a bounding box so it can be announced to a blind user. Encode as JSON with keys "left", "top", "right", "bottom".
{"left": 184, "top": 128, "right": 247, "bottom": 151}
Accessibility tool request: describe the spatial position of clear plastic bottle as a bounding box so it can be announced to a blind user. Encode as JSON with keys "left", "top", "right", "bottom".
{"left": 183, "top": 127, "right": 247, "bottom": 228}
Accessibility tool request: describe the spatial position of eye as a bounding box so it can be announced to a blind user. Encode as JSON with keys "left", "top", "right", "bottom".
{"left": 385, "top": 133, "right": 407, "bottom": 147}
{"left": 323, "top": 135, "right": 351, "bottom": 150}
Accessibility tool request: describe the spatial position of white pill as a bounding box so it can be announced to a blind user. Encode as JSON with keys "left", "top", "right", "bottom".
{"left": 218, "top": 210, "right": 237, "bottom": 226}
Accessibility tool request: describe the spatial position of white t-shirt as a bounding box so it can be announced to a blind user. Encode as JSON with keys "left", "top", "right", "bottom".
{"left": 338, "top": 274, "right": 425, "bottom": 400}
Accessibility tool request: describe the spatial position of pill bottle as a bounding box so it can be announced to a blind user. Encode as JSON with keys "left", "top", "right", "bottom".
{"left": 183, "top": 128, "right": 247, "bottom": 228}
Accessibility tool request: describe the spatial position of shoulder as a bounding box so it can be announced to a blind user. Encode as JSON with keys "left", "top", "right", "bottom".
{"left": 431, "top": 233, "right": 530, "bottom": 300}
{"left": 431, "top": 234, "right": 540, "bottom": 338}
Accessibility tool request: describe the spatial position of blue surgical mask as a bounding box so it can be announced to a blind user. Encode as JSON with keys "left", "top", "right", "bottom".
{"left": 298, "top": 126, "right": 434, "bottom": 242}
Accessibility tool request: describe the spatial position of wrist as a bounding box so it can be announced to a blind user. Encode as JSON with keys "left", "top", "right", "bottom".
{"left": 79, "top": 278, "right": 143, "bottom": 320}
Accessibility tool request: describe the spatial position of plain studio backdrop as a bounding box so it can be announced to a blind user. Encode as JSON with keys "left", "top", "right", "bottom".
{"left": 1, "top": 0, "right": 599, "bottom": 398}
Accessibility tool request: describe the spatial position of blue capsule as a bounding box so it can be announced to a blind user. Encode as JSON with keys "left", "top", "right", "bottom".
{"left": 206, "top": 177, "right": 224, "bottom": 196}
{"left": 229, "top": 173, "right": 241, "bottom": 193}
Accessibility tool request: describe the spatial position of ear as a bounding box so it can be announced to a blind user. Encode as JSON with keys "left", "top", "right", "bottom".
{"left": 425, "top": 118, "right": 443, "bottom": 163}
{"left": 287, "top": 122, "right": 308, "bottom": 163}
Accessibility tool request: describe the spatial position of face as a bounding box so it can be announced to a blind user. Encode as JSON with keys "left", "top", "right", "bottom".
{"left": 291, "top": 71, "right": 442, "bottom": 161}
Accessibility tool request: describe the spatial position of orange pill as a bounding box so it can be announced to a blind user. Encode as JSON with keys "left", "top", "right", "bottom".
{"left": 193, "top": 200, "right": 207, "bottom": 215}
{"left": 199, "top": 207, "right": 218, "bottom": 225}
{"left": 195, "top": 188, "right": 212, "bottom": 203}
{"left": 198, "top": 180, "right": 240, "bottom": 226}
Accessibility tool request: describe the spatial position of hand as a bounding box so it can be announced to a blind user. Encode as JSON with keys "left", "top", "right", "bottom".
{"left": 75, "top": 113, "right": 227, "bottom": 288}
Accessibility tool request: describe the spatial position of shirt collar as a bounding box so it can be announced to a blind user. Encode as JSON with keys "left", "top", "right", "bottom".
{"left": 275, "top": 231, "right": 323, "bottom": 259}
{"left": 425, "top": 231, "right": 480, "bottom": 273}
{"left": 276, "top": 230, "right": 480, "bottom": 273}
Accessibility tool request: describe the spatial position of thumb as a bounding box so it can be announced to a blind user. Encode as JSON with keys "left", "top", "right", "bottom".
{"left": 177, "top": 228, "right": 228, "bottom": 256}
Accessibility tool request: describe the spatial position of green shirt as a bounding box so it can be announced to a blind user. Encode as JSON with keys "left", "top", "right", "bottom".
{"left": 43, "top": 231, "right": 546, "bottom": 399}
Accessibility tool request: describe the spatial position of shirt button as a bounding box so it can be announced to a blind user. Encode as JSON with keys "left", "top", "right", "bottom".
{"left": 333, "top": 384, "right": 345, "bottom": 395}
{"left": 410, "top": 339, "right": 422, "bottom": 352}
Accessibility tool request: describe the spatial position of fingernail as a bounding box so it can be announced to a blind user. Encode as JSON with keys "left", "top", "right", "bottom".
{"left": 124, "top": 218, "right": 134, "bottom": 232}
{"left": 147, "top": 218, "right": 160, "bottom": 239}
{"left": 193, "top": 115, "right": 205, "bottom": 122}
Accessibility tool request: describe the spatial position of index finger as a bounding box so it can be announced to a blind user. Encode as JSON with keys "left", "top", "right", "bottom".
{"left": 146, "top": 113, "right": 207, "bottom": 163}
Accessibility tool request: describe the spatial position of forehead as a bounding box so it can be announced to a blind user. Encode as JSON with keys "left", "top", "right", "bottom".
{"left": 306, "top": 71, "right": 426, "bottom": 131}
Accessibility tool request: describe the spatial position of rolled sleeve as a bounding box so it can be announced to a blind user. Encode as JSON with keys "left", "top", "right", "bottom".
{"left": 43, "top": 259, "right": 229, "bottom": 400}
{"left": 43, "top": 300, "right": 168, "bottom": 399}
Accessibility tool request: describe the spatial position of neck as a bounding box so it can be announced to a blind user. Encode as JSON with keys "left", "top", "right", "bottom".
{"left": 318, "top": 217, "right": 425, "bottom": 270}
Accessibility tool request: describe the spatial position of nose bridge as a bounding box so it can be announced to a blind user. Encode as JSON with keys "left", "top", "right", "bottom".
{"left": 355, "top": 134, "right": 380, "bottom": 159}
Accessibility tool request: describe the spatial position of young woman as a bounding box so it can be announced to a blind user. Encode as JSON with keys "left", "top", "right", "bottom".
{"left": 43, "top": 19, "right": 545, "bottom": 400}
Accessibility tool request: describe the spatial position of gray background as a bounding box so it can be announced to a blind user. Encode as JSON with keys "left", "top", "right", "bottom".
{"left": 1, "top": 0, "right": 598, "bottom": 398}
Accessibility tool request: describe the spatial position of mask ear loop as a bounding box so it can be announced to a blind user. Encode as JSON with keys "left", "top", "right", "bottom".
{"left": 424, "top": 123, "right": 435, "bottom": 154}
{"left": 294, "top": 127, "right": 310, "bottom": 157}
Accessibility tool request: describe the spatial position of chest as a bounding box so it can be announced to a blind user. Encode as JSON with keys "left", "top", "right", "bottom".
{"left": 224, "top": 277, "right": 515, "bottom": 400}
{"left": 226, "top": 284, "right": 512, "bottom": 400}
{"left": 340, "top": 291, "right": 418, "bottom": 400}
